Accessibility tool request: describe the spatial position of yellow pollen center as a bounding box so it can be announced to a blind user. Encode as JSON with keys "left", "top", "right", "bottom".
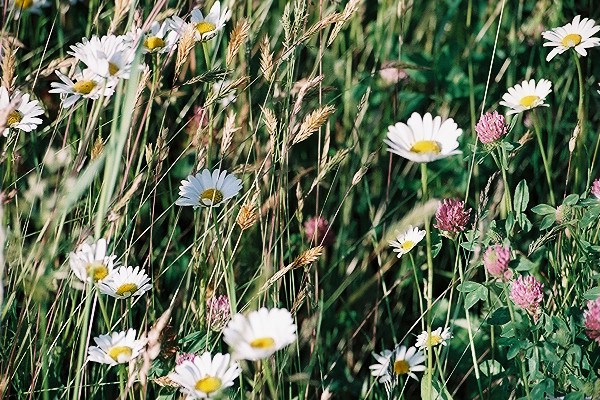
{"left": 108, "top": 62, "right": 120, "bottom": 76}
{"left": 561, "top": 33, "right": 582, "bottom": 47}
{"left": 73, "top": 80, "right": 96, "bottom": 94}
{"left": 195, "top": 376, "right": 222, "bottom": 393}
{"left": 86, "top": 262, "right": 109, "bottom": 281}
{"left": 249, "top": 337, "right": 276, "bottom": 349}
{"left": 519, "top": 95, "right": 539, "bottom": 108}
{"left": 393, "top": 360, "right": 410, "bottom": 375}
{"left": 196, "top": 21, "right": 216, "bottom": 35}
{"left": 144, "top": 36, "right": 166, "bottom": 51}
{"left": 115, "top": 283, "right": 138, "bottom": 297}
{"left": 7, "top": 111, "right": 23, "bottom": 126}
{"left": 107, "top": 346, "right": 133, "bottom": 362}
{"left": 427, "top": 335, "right": 443, "bottom": 347}
{"left": 14, "top": 0, "right": 33, "bottom": 9}
{"left": 200, "top": 189, "right": 224, "bottom": 205}
{"left": 410, "top": 140, "right": 441, "bottom": 155}
{"left": 401, "top": 240, "right": 415, "bottom": 251}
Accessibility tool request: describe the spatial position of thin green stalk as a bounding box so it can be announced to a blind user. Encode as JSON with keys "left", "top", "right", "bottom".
{"left": 262, "top": 360, "right": 278, "bottom": 400}
{"left": 531, "top": 111, "right": 555, "bottom": 205}
{"left": 573, "top": 52, "right": 586, "bottom": 190}
{"left": 72, "top": 284, "right": 94, "bottom": 400}
{"left": 420, "top": 163, "right": 434, "bottom": 397}
{"left": 409, "top": 254, "right": 425, "bottom": 331}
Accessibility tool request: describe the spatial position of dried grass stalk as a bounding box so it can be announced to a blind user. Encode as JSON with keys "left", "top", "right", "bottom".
{"left": 226, "top": 19, "right": 250, "bottom": 67}
{"left": 1, "top": 45, "right": 17, "bottom": 91}
{"left": 260, "top": 246, "right": 323, "bottom": 292}
{"left": 259, "top": 35, "right": 274, "bottom": 82}
{"left": 221, "top": 112, "right": 239, "bottom": 156}
{"left": 175, "top": 26, "right": 196, "bottom": 78}
{"left": 108, "top": 0, "right": 132, "bottom": 34}
{"left": 327, "top": 0, "right": 362, "bottom": 46}
{"left": 292, "top": 105, "right": 335, "bottom": 145}
{"left": 261, "top": 107, "right": 278, "bottom": 140}
{"left": 236, "top": 202, "right": 258, "bottom": 231}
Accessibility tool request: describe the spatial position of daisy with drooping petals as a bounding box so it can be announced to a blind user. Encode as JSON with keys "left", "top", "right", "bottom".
{"left": 49, "top": 69, "right": 117, "bottom": 108}
{"left": 189, "top": 1, "right": 231, "bottom": 42}
{"left": 499, "top": 79, "right": 552, "bottom": 115}
{"left": 97, "top": 266, "right": 151, "bottom": 299}
{"left": 385, "top": 112, "right": 462, "bottom": 163}
{"left": 0, "top": 87, "right": 44, "bottom": 137}
{"left": 169, "top": 352, "right": 241, "bottom": 399}
{"left": 142, "top": 20, "right": 180, "bottom": 54}
{"left": 370, "top": 345, "right": 426, "bottom": 383}
{"left": 69, "top": 238, "right": 118, "bottom": 283}
{"left": 223, "top": 307, "right": 297, "bottom": 361}
{"left": 176, "top": 169, "right": 242, "bottom": 208}
{"left": 542, "top": 15, "right": 600, "bottom": 62}
{"left": 87, "top": 329, "right": 145, "bottom": 366}
{"left": 69, "top": 35, "right": 136, "bottom": 80}
{"left": 415, "top": 326, "right": 452, "bottom": 349}
{"left": 389, "top": 225, "right": 425, "bottom": 258}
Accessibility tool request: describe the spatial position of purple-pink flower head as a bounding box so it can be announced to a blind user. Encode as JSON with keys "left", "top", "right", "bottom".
{"left": 475, "top": 111, "right": 508, "bottom": 144}
{"left": 206, "top": 295, "right": 231, "bottom": 332}
{"left": 304, "top": 216, "right": 336, "bottom": 247}
{"left": 176, "top": 352, "right": 198, "bottom": 365}
{"left": 584, "top": 298, "right": 600, "bottom": 343}
{"left": 434, "top": 199, "right": 472, "bottom": 238}
{"left": 483, "top": 245, "right": 512, "bottom": 280}
{"left": 510, "top": 275, "right": 544, "bottom": 318}
{"left": 590, "top": 178, "right": 600, "bottom": 199}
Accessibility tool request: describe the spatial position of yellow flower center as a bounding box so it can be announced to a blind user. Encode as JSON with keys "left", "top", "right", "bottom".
{"left": 519, "top": 95, "right": 539, "bottom": 108}
{"left": 116, "top": 283, "right": 138, "bottom": 297}
{"left": 200, "top": 189, "right": 224, "bottom": 206}
{"left": 196, "top": 21, "right": 216, "bottom": 35}
{"left": 14, "top": 0, "right": 33, "bottom": 9}
{"left": 6, "top": 111, "right": 23, "bottom": 127}
{"left": 410, "top": 140, "right": 441, "bottom": 155}
{"left": 108, "top": 62, "right": 120, "bottom": 76}
{"left": 401, "top": 240, "right": 415, "bottom": 251}
{"left": 561, "top": 33, "right": 582, "bottom": 47}
{"left": 393, "top": 359, "right": 410, "bottom": 375}
{"left": 86, "top": 262, "right": 109, "bottom": 281}
{"left": 427, "top": 334, "right": 443, "bottom": 347}
{"left": 249, "top": 337, "right": 276, "bottom": 349}
{"left": 73, "top": 80, "right": 96, "bottom": 94}
{"left": 144, "top": 36, "right": 166, "bottom": 51}
{"left": 195, "top": 376, "right": 222, "bottom": 393}
{"left": 107, "top": 346, "right": 133, "bottom": 362}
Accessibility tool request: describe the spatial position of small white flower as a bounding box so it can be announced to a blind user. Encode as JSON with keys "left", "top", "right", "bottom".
{"left": 8, "top": 0, "right": 49, "bottom": 18}
{"left": 389, "top": 225, "right": 425, "bottom": 258}
{"left": 499, "top": 79, "right": 552, "bottom": 115}
{"left": 189, "top": 1, "right": 231, "bottom": 42}
{"left": 0, "top": 87, "right": 44, "bottom": 137}
{"left": 68, "top": 238, "right": 118, "bottom": 283}
{"left": 370, "top": 346, "right": 426, "bottom": 383}
{"left": 385, "top": 112, "right": 462, "bottom": 163}
{"left": 87, "top": 329, "right": 145, "bottom": 366}
{"left": 97, "top": 266, "right": 152, "bottom": 299}
{"left": 223, "top": 307, "right": 297, "bottom": 361}
{"left": 176, "top": 169, "right": 242, "bottom": 208}
{"left": 141, "top": 20, "right": 180, "bottom": 54}
{"left": 168, "top": 352, "right": 241, "bottom": 399}
{"left": 69, "top": 35, "right": 136, "bottom": 80}
{"left": 542, "top": 15, "right": 600, "bottom": 62}
{"left": 369, "top": 349, "right": 393, "bottom": 383}
{"left": 415, "top": 326, "right": 452, "bottom": 349}
{"left": 49, "top": 68, "right": 117, "bottom": 108}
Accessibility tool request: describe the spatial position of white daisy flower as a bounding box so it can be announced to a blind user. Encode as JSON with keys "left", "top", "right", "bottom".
{"left": 542, "top": 15, "right": 600, "bottom": 62}
{"left": 176, "top": 169, "right": 242, "bottom": 208}
{"left": 223, "top": 307, "right": 297, "bottom": 361}
{"left": 499, "top": 79, "right": 552, "bottom": 115}
{"left": 415, "top": 326, "right": 452, "bottom": 349}
{"left": 8, "top": 0, "right": 49, "bottom": 18}
{"left": 370, "top": 346, "right": 426, "bottom": 383}
{"left": 87, "top": 329, "right": 146, "bottom": 366}
{"left": 97, "top": 265, "right": 152, "bottom": 299}
{"left": 68, "top": 238, "right": 118, "bottom": 283}
{"left": 0, "top": 87, "right": 44, "bottom": 137}
{"left": 141, "top": 20, "right": 180, "bottom": 54}
{"left": 189, "top": 1, "right": 231, "bottom": 42}
{"left": 385, "top": 112, "right": 462, "bottom": 163}
{"left": 168, "top": 352, "right": 241, "bottom": 399}
{"left": 69, "top": 35, "right": 136, "bottom": 80}
{"left": 389, "top": 225, "right": 425, "bottom": 258}
{"left": 49, "top": 69, "right": 117, "bottom": 108}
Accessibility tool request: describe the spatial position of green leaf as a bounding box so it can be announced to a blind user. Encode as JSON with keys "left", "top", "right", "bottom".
{"left": 456, "top": 281, "right": 482, "bottom": 293}
{"left": 563, "top": 194, "right": 580, "bottom": 206}
{"left": 530, "top": 379, "right": 554, "bottom": 399}
{"left": 479, "top": 359, "right": 504, "bottom": 377}
{"left": 583, "top": 287, "right": 600, "bottom": 300}
{"left": 531, "top": 204, "right": 555, "bottom": 216}
{"left": 539, "top": 214, "right": 556, "bottom": 230}
{"left": 465, "top": 285, "right": 488, "bottom": 310}
{"left": 421, "top": 372, "right": 454, "bottom": 400}
{"left": 488, "top": 307, "right": 511, "bottom": 325}
{"left": 514, "top": 180, "right": 529, "bottom": 213}
{"left": 516, "top": 257, "right": 536, "bottom": 272}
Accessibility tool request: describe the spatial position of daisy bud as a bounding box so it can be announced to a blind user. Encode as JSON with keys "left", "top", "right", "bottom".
{"left": 590, "top": 178, "right": 600, "bottom": 199}
{"left": 304, "top": 216, "right": 335, "bottom": 247}
{"left": 584, "top": 298, "right": 600, "bottom": 343}
{"left": 434, "top": 198, "right": 472, "bottom": 239}
{"left": 475, "top": 111, "right": 508, "bottom": 144}
{"left": 483, "top": 245, "right": 512, "bottom": 280}
{"left": 206, "top": 295, "right": 231, "bottom": 332}
{"left": 510, "top": 275, "right": 544, "bottom": 319}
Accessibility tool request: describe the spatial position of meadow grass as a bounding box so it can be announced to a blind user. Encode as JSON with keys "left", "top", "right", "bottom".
{"left": 1, "top": 0, "right": 600, "bottom": 399}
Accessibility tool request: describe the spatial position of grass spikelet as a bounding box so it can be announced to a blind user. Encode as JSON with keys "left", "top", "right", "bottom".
{"left": 292, "top": 105, "right": 335, "bottom": 145}
{"left": 327, "top": 0, "right": 362, "bottom": 46}
{"left": 236, "top": 202, "right": 258, "bottom": 231}
{"left": 261, "top": 106, "right": 278, "bottom": 140}
{"left": 175, "top": 25, "right": 196, "bottom": 79}
{"left": 259, "top": 35, "right": 274, "bottom": 82}
{"left": 291, "top": 75, "right": 323, "bottom": 118}
{"left": 108, "top": 0, "right": 132, "bottom": 34}
{"left": 221, "top": 112, "right": 239, "bottom": 156}
{"left": 1, "top": 45, "right": 16, "bottom": 90}
{"left": 90, "top": 136, "right": 104, "bottom": 160}
{"left": 226, "top": 19, "right": 250, "bottom": 67}
{"left": 261, "top": 246, "right": 323, "bottom": 292}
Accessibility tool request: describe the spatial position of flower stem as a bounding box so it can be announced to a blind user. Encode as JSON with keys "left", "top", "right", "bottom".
{"left": 420, "top": 163, "right": 434, "bottom": 397}
{"left": 573, "top": 51, "right": 586, "bottom": 190}
{"left": 72, "top": 283, "right": 94, "bottom": 400}
{"left": 531, "top": 111, "right": 555, "bottom": 205}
